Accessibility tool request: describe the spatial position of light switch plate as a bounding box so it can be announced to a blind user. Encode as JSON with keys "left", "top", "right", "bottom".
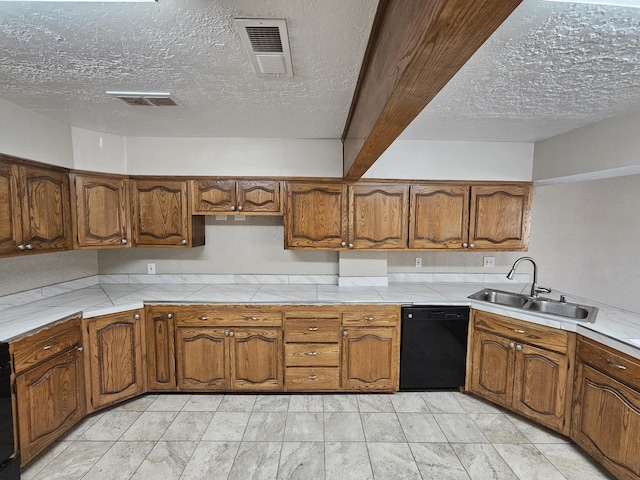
{"left": 147, "top": 263, "right": 156, "bottom": 275}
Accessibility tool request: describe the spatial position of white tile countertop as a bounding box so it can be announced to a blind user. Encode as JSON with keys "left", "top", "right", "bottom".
{"left": 1, "top": 277, "right": 640, "bottom": 361}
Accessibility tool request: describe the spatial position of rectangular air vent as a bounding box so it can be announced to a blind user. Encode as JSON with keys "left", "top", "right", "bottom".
{"left": 106, "top": 91, "right": 180, "bottom": 107}
{"left": 235, "top": 18, "right": 293, "bottom": 77}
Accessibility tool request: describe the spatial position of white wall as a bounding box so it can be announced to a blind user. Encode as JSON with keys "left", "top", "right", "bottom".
{"left": 125, "top": 137, "right": 343, "bottom": 177}
{"left": 365, "top": 140, "right": 534, "bottom": 181}
{"left": 534, "top": 108, "right": 640, "bottom": 182}
{"left": 0, "top": 99, "right": 74, "bottom": 168}
{"left": 528, "top": 175, "right": 640, "bottom": 314}
{"left": 72, "top": 127, "right": 127, "bottom": 174}
{"left": 528, "top": 110, "right": 640, "bottom": 314}
{"left": 0, "top": 101, "right": 99, "bottom": 297}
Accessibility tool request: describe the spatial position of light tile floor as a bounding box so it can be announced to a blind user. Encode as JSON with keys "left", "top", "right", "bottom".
{"left": 22, "top": 392, "right": 614, "bottom": 480}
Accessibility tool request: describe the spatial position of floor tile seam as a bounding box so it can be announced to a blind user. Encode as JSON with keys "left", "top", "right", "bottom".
{"left": 65, "top": 439, "right": 116, "bottom": 480}
{"left": 23, "top": 439, "right": 75, "bottom": 479}
{"left": 492, "top": 442, "right": 568, "bottom": 480}
{"left": 402, "top": 440, "right": 428, "bottom": 480}
{"left": 448, "top": 441, "right": 517, "bottom": 480}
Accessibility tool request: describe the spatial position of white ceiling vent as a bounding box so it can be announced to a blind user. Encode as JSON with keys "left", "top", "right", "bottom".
{"left": 106, "top": 91, "right": 181, "bottom": 107}
{"left": 235, "top": 18, "right": 293, "bottom": 77}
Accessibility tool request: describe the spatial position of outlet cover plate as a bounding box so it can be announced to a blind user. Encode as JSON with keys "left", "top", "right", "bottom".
{"left": 483, "top": 257, "right": 496, "bottom": 268}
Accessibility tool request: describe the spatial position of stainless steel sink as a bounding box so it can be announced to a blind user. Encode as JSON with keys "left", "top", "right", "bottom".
{"left": 469, "top": 289, "right": 529, "bottom": 308}
{"left": 468, "top": 288, "right": 598, "bottom": 323}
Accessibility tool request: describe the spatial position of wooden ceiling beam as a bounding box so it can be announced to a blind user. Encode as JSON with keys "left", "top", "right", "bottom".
{"left": 342, "top": 0, "right": 523, "bottom": 181}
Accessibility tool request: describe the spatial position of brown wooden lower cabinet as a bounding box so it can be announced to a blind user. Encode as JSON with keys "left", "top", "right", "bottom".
{"left": 342, "top": 326, "right": 399, "bottom": 391}
{"left": 572, "top": 337, "right": 640, "bottom": 480}
{"left": 10, "top": 317, "right": 86, "bottom": 465}
{"left": 85, "top": 309, "right": 145, "bottom": 411}
{"left": 176, "top": 326, "right": 283, "bottom": 391}
{"left": 145, "top": 307, "right": 176, "bottom": 390}
{"left": 467, "top": 310, "right": 575, "bottom": 435}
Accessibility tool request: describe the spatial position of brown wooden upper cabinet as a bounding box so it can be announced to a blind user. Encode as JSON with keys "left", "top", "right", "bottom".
{"left": 131, "top": 178, "right": 205, "bottom": 247}
{"left": 70, "top": 173, "right": 131, "bottom": 249}
{"left": 191, "top": 179, "right": 282, "bottom": 215}
{"left": 284, "top": 181, "right": 408, "bottom": 250}
{"left": 0, "top": 158, "right": 71, "bottom": 257}
{"left": 409, "top": 183, "right": 531, "bottom": 251}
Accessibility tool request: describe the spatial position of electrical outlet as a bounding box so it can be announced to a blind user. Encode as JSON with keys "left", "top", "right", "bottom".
{"left": 415, "top": 257, "right": 422, "bottom": 268}
{"left": 483, "top": 256, "right": 495, "bottom": 268}
{"left": 147, "top": 263, "right": 156, "bottom": 275}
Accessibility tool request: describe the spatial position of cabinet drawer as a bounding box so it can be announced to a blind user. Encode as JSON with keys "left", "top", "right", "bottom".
{"left": 11, "top": 317, "right": 82, "bottom": 375}
{"left": 285, "top": 343, "right": 340, "bottom": 367}
{"left": 342, "top": 312, "right": 399, "bottom": 327}
{"left": 473, "top": 310, "right": 568, "bottom": 353}
{"left": 285, "top": 367, "right": 340, "bottom": 391}
{"left": 176, "top": 306, "right": 282, "bottom": 326}
{"left": 284, "top": 319, "right": 341, "bottom": 342}
{"left": 578, "top": 337, "right": 640, "bottom": 390}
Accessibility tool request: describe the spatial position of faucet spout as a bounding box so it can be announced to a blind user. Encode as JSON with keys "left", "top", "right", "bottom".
{"left": 506, "top": 257, "right": 551, "bottom": 298}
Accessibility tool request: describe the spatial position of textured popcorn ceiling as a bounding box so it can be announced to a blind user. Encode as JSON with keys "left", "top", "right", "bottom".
{"left": 400, "top": 0, "right": 640, "bottom": 142}
{"left": 0, "top": 0, "right": 378, "bottom": 138}
{"left": 1, "top": 0, "right": 639, "bottom": 141}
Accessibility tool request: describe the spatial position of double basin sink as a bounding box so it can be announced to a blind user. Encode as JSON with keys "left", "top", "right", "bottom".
{"left": 468, "top": 288, "right": 598, "bottom": 323}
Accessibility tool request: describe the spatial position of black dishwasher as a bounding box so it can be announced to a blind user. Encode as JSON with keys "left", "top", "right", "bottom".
{"left": 400, "top": 306, "right": 469, "bottom": 390}
{"left": 0, "top": 342, "right": 19, "bottom": 480}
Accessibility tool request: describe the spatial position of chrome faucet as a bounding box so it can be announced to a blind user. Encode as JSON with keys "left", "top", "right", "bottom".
{"left": 506, "top": 257, "right": 552, "bottom": 298}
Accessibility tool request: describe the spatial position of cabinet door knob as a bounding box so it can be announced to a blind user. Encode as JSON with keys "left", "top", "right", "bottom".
{"left": 167, "top": 313, "right": 173, "bottom": 319}
{"left": 343, "top": 330, "right": 348, "bottom": 336}
{"left": 25, "top": 244, "right": 33, "bottom": 250}
{"left": 341, "top": 241, "right": 346, "bottom": 247}
{"left": 509, "top": 342, "right": 515, "bottom": 348}
{"left": 308, "top": 327, "right": 319, "bottom": 331}
{"left": 462, "top": 243, "right": 468, "bottom": 248}
{"left": 133, "top": 314, "right": 140, "bottom": 320}
{"left": 224, "top": 331, "right": 229, "bottom": 336}
{"left": 17, "top": 244, "right": 25, "bottom": 251}
{"left": 469, "top": 243, "right": 475, "bottom": 248}
{"left": 237, "top": 205, "right": 243, "bottom": 211}
{"left": 230, "top": 206, "right": 236, "bottom": 211}
{"left": 348, "top": 243, "right": 354, "bottom": 249}
{"left": 229, "top": 331, "right": 234, "bottom": 337}
{"left": 181, "top": 239, "right": 188, "bottom": 245}
{"left": 121, "top": 238, "right": 127, "bottom": 244}
{"left": 516, "top": 344, "right": 522, "bottom": 351}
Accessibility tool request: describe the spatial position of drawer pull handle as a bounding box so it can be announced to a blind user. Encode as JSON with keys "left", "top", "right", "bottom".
{"left": 308, "top": 327, "right": 319, "bottom": 331}
{"left": 77, "top": 346, "right": 84, "bottom": 352}
{"left": 364, "top": 317, "right": 374, "bottom": 321}
{"left": 199, "top": 316, "right": 209, "bottom": 321}
{"left": 250, "top": 317, "right": 259, "bottom": 321}
{"left": 606, "top": 359, "right": 627, "bottom": 370}
{"left": 514, "top": 329, "right": 525, "bottom": 334}
{"left": 307, "top": 375, "right": 318, "bottom": 380}
{"left": 43, "top": 345, "right": 53, "bottom": 350}
{"left": 306, "top": 351, "right": 319, "bottom": 356}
